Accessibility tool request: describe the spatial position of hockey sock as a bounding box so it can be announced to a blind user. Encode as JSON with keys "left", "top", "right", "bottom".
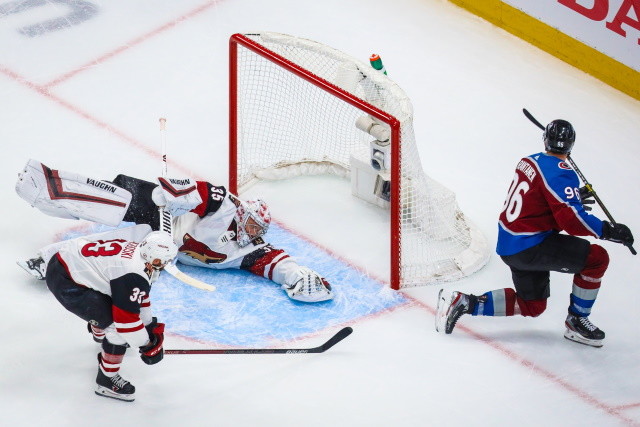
{"left": 569, "top": 244, "right": 607, "bottom": 316}
{"left": 90, "top": 324, "right": 105, "bottom": 341}
{"left": 471, "top": 288, "right": 548, "bottom": 317}
{"left": 471, "top": 288, "right": 516, "bottom": 316}
{"left": 99, "top": 339, "right": 127, "bottom": 377}
{"left": 569, "top": 284, "right": 600, "bottom": 317}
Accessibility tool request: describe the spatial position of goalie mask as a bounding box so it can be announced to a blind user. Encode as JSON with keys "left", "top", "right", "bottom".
{"left": 139, "top": 231, "right": 179, "bottom": 270}
{"left": 235, "top": 199, "right": 271, "bottom": 248}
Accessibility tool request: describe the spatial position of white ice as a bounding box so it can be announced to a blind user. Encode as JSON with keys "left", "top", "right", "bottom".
{"left": 1, "top": 0, "right": 640, "bottom": 426}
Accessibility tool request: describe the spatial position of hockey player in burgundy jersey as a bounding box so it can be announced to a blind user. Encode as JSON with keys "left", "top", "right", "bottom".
{"left": 436, "top": 119, "right": 633, "bottom": 347}
{"left": 40, "top": 226, "right": 178, "bottom": 401}
{"left": 15, "top": 159, "right": 333, "bottom": 303}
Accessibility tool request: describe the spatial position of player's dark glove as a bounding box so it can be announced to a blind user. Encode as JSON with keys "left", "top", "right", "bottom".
{"left": 601, "top": 221, "right": 634, "bottom": 247}
{"left": 579, "top": 186, "right": 595, "bottom": 211}
{"left": 139, "top": 317, "right": 164, "bottom": 365}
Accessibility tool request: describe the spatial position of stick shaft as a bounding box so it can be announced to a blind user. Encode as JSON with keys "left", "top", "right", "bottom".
{"left": 159, "top": 118, "right": 167, "bottom": 178}
{"left": 166, "top": 326, "right": 353, "bottom": 355}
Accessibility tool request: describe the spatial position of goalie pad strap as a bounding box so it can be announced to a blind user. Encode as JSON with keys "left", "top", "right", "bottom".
{"left": 154, "top": 177, "right": 202, "bottom": 217}
{"left": 158, "top": 177, "right": 197, "bottom": 197}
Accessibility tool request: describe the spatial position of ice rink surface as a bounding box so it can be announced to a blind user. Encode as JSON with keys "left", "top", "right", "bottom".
{"left": 2, "top": 0, "right": 640, "bottom": 425}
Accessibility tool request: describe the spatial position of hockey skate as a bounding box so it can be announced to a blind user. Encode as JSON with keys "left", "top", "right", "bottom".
{"left": 564, "top": 313, "right": 605, "bottom": 348}
{"left": 16, "top": 256, "right": 46, "bottom": 280}
{"left": 435, "top": 289, "right": 474, "bottom": 334}
{"left": 95, "top": 368, "right": 135, "bottom": 402}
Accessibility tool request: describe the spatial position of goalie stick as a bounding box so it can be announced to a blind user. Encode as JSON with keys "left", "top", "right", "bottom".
{"left": 157, "top": 118, "right": 217, "bottom": 290}
{"left": 165, "top": 326, "right": 353, "bottom": 354}
{"left": 522, "top": 108, "right": 637, "bottom": 255}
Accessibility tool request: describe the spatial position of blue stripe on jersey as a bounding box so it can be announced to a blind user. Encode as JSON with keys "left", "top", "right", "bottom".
{"left": 535, "top": 155, "right": 602, "bottom": 236}
{"left": 496, "top": 224, "right": 553, "bottom": 256}
{"left": 496, "top": 153, "right": 603, "bottom": 256}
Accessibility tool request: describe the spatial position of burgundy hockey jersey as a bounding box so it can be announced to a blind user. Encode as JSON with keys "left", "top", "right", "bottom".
{"left": 497, "top": 152, "right": 603, "bottom": 256}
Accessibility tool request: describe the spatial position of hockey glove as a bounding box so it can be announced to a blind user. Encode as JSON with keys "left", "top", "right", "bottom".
{"left": 139, "top": 317, "right": 165, "bottom": 365}
{"left": 578, "top": 186, "right": 595, "bottom": 211}
{"left": 601, "top": 221, "right": 634, "bottom": 247}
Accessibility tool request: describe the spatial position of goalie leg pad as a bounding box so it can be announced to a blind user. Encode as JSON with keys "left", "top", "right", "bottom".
{"left": 16, "top": 159, "right": 132, "bottom": 227}
{"left": 282, "top": 267, "right": 334, "bottom": 303}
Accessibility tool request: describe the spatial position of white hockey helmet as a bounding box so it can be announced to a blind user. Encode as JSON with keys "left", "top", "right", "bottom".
{"left": 235, "top": 199, "right": 271, "bottom": 247}
{"left": 139, "top": 231, "right": 179, "bottom": 270}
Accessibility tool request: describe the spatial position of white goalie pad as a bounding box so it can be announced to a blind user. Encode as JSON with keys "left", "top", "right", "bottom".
{"left": 151, "top": 177, "right": 202, "bottom": 217}
{"left": 15, "top": 159, "right": 132, "bottom": 227}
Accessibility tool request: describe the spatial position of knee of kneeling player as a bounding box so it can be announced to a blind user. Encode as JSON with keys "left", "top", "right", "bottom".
{"left": 518, "top": 298, "right": 547, "bottom": 317}
{"left": 583, "top": 244, "right": 609, "bottom": 277}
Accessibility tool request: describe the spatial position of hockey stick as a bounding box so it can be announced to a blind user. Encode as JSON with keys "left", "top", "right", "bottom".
{"left": 165, "top": 326, "right": 353, "bottom": 355}
{"left": 522, "top": 108, "right": 637, "bottom": 255}
{"left": 157, "top": 118, "right": 217, "bottom": 290}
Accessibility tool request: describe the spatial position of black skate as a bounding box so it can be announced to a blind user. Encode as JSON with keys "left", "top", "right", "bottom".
{"left": 16, "top": 256, "right": 46, "bottom": 280}
{"left": 435, "top": 289, "right": 475, "bottom": 334}
{"left": 564, "top": 313, "right": 605, "bottom": 348}
{"left": 95, "top": 356, "right": 135, "bottom": 402}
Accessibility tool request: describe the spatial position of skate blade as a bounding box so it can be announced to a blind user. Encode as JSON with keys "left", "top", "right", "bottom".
{"left": 16, "top": 260, "right": 44, "bottom": 280}
{"left": 435, "top": 289, "right": 447, "bottom": 333}
{"left": 563, "top": 329, "right": 603, "bottom": 348}
{"left": 95, "top": 386, "right": 135, "bottom": 402}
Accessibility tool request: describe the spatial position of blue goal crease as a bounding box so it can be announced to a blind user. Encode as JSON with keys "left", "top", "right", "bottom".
{"left": 62, "top": 222, "right": 407, "bottom": 347}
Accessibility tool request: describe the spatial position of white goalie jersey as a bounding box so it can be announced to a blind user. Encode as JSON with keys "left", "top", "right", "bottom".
{"left": 172, "top": 182, "right": 333, "bottom": 302}
{"left": 173, "top": 192, "right": 268, "bottom": 269}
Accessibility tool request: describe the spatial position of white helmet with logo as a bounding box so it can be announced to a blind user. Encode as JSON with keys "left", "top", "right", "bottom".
{"left": 235, "top": 199, "right": 271, "bottom": 248}
{"left": 139, "top": 231, "right": 179, "bottom": 270}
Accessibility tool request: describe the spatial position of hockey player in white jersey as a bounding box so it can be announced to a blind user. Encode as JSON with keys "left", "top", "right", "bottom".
{"left": 34, "top": 225, "right": 178, "bottom": 401}
{"left": 16, "top": 159, "right": 333, "bottom": 302}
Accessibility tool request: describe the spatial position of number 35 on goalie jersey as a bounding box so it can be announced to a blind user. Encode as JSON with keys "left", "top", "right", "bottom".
{"left": 496, "top": 152, "right": 603, "bottom": 256}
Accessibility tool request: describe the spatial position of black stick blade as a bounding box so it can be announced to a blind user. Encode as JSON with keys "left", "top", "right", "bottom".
{"left": 522, "top": 108, "right": 546, "bottom": 130}
{"left": 319, "top": 326, "right": 353, "bottom": 352}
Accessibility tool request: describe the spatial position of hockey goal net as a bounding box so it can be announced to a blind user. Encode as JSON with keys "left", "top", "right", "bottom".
{"left": 229, "top": 32, "right": 489, "bottom": 290}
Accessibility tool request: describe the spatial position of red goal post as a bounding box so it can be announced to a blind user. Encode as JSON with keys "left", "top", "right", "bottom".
{"left": 228, "top": 32, "right": 489, "bottom": 290}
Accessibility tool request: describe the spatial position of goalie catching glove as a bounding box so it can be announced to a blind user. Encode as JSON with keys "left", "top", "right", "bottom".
{"left": 282, "top": 267, "right": 333, "bottom": 303}
{"left": 139, "top": 317, "right": 165, "bottom": 365}
{"left": 151, "top": 177, "right": 202, "bottom": 217}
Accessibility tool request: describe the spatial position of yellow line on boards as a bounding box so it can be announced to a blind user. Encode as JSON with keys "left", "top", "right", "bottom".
{"left": 448, "top": 0, "right": 640, "bottom": 101}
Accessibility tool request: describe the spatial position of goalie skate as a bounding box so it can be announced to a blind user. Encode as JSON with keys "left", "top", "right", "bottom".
{"left": 17, "top": 256, "right": 46, "bottom": 280}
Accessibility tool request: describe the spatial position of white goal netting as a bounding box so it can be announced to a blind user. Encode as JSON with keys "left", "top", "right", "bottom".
{"left": 230, "top": 32, "right": 489, "bottom": 289}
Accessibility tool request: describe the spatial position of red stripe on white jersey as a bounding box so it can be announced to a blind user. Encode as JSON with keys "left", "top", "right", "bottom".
{"left": 247, "top": 249, "right": 289, "bottom": 279}
{"left": 112, "top": 305, "right": 144, "bottom": 333}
